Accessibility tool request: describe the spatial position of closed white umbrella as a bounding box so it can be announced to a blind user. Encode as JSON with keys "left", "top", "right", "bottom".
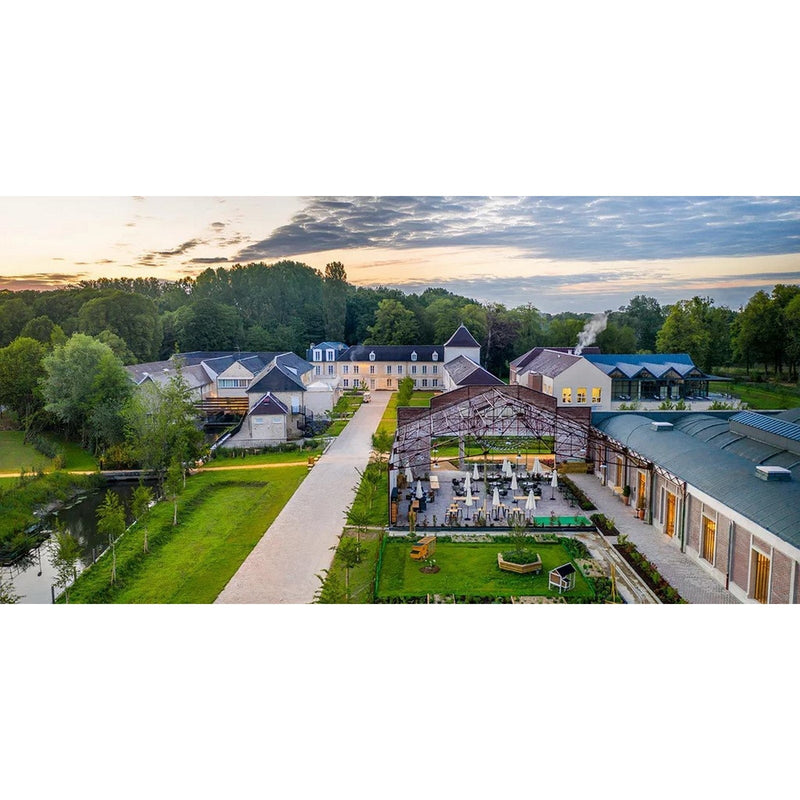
{"left": 464, "top": 473, "right": 471, "bottom": 496}
{"left": 532, "top": 458, "right": 544, "bottom": 477}
{"left": 415, "top": 480, "right": 423, "bottom": 500}
{"left": 525, "top": 489, "right": 537, "bottom": 519}
{"left": 405, "top": 465, "right": 413, "bottom": 484}
{"left": 550, "top": 469, "right": 558, "bottom": 500}
{"left": 511, "top": 473, "right": 518, "bottom": 492}
{"left": 464, "top": 485, "right": 474, "bottom": 519}
{"left": 492, "top": 486, "right": 500, "bottom": 507}
{"left": 472, "top": 463, "right": 479, "bottom": 481}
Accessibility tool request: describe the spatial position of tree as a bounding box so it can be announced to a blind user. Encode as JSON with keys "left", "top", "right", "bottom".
{"left": 656, "top": 297, "right": 731, "bottom": 373}
{"left": 95, "top": 330, "right": 136, "bottom": 365}
{"left": 165, "top": 457, "right": 183, "bottom": 525}
{"left": 484, "top": 303, "right": 520, "bottom": 376}
{"left": 49, "top": 524, "right": 82, "bottom": 603}
{"left": 0, "top": 337, "right": 47, "bottom": 431}
{"left": 734, "top": 291, "right": 783, "bottom": 376}
{"left": 19, "top": 315, "right": 66, "bottom": 347}
{"left": 595, "top": 322, "right": 637, "bottom": 353}
{"left": 365, "top": 299, "right": 419, "bottom": 345}
{"left": 96, "top": 490, "right": 126, "bottom": 585}
{"left": 323, "top": 261, "right": 348, "bottom": 341}
{"left": 335, "top": 535, "right": 362, "bottom": 602}
{"left": 78, "top": 290, "right": 163, "bottom": 362}
{"left": 131, "top": 484, "right": 154, "bottom": 553}
{"left": 0, "top": 571, "right": 20, "bottom": 604}
{"left": 172, "top": 298, "right": 243, "bottom": 351}
{"left": 40, "top": 334, "right": 132, "bottom": 451}
{"left": 0, "top": 297, "right": 34, "bottom": 346}
{"left": 396, "top": 375, "right": 414, "bottom": 405}
{"left": 617, "top": 295, "right": 666, "bottom": 351}
{"left": 783, "top": 294, "right": 800, "bottom": 382}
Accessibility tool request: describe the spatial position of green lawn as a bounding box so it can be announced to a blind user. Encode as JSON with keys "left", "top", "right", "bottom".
{"left": 347, "top": 461, "right": 388, "bottom": 526}
{"left": 727, "top": 381, "right": 800, "bottom": 410}
{"left": 65, "top": 464, "right": 308, "bottom": 603}
{"left": 317, "top": 531, "right": 382, "bottom": 603}
{"left": 376, "top": 540, "right": 594, "bottom": 600}
{"left": 0, "top": 431, "right": 50, "bottom": 472}
{"left": 0, "top": 431, "right": 97, "bottom": 473}
{"left": 206, "top": 447, "right": 322, "bottom": 467}
{"left": 433, "top": 435, "right": 555, "bottom": 460}
{"left": 377, "top": 391, "right": 436, "bottom": 436}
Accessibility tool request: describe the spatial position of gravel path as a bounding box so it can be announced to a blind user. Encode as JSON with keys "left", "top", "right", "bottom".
{"left": 215, "top": 392, "right": 392, "bottom": 604}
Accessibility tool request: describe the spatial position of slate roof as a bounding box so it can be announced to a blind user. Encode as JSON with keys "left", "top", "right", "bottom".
{"left": 338, "top": 345, "right": 444, "bottom": 362}
{"left": 443, "top": 324, "right": 481, "bottom": 349}
{"left": 126, "top": 360, "right": 174, "bottom": 384}
{"left": 444, "top": 355, "right": 504, "bottom": 386}
{"left": 249, "top": 392, "right": 289, "bottom": 416}
{"left": 510, "top": 346, "right": 600, "bottom": 370}
{"left": 583, "top": 353, "right": 723, "bottom": 381}
{"left": 248, "top": 360, "right": 306, "bottom": 394}
{"left": 140, "top": 363, "right": 210, "bottom": 391}
{"left": 516, "top": 349, "right": 585, "bottom": 379}
{"left": 593, "top": 412, "right": 800, "bottom": 550}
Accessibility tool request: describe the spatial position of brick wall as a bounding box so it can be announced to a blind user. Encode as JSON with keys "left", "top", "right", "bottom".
{"left": 715, "top": 513, "right": 731, "bottom": 575}
{"left": 752, "top": 535, "right": 771, "bottom": 555}
{"left": 770, "top": 550, "right": 793, "bottom": 604}
{"left": 731, "top": 526, "right": 750, "bottom": 594}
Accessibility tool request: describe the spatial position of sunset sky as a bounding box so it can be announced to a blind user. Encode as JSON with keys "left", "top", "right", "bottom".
{"left": 2, "top": 196, "right": 799, "bottom": 313}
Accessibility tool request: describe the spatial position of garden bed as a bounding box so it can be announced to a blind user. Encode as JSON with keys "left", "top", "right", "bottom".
{"left": 614, "top": 538, "right": 685, "bottom": 603}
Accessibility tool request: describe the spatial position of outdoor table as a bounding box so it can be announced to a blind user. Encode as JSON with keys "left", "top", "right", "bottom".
{"left": 429, "top": 475, "right": 440, "bottom": 490}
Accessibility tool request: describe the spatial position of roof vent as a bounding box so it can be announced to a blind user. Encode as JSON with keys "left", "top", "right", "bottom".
{"left": 755, "top": 465, "right": 792, "bottom": 482}
{"left": 651, "top": 422, "right": 673, "bottom": 432}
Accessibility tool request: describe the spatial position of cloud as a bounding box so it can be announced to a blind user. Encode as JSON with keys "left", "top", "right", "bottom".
{"left": 95, "top": 259, "right": 115, "bottom": 264}
{"left": 0, "top": 272, "right": 89, "bottom": 289}
{"left": 188, "top": 257, "right": 230, "bottom": 264}
{"left": 125, "top": 222, "right": 136, "bottom": 227}
{"left": 156, "top": 238, "right": 203, "bottom": 257}
{"left": 210, "top": 221, "right": 226, "bottom": 230}
{"left": 236, "top": 196, "right": 800, "bottom": 263}
{"left": 51, "top": 257, "right": 64, "bottom": 261}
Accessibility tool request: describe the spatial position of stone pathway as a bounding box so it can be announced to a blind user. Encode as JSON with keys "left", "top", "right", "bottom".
{"left": 569, "top": 473, "right": 739, "bottom": 604}
{"left": 215, "top": 391, "right": 392, "bottom": 604}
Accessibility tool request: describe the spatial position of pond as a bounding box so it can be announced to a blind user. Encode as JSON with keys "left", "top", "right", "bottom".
{"left": 4, "top": 481, "right": 157, "bottom": 604}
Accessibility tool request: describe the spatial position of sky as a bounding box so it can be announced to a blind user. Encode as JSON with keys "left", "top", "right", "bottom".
{"left": 2, "top": 195, "right": 800, "bottom": 313}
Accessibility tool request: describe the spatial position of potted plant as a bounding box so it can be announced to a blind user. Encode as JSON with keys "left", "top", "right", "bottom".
{"left": 622, "top": 485, "right": 631, "bottom": 505}
{"left": 636, "top": 492, "right": 646, "bottom": 520}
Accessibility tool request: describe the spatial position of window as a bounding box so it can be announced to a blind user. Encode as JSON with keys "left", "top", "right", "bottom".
{"left": 751, "top": 550, "right": 770, "bottom": 603}
{"left": 369, "top": 351, "right": 376, "bottom": 361}
{"left": 411, "top": 365, "right": 417, "bottom": 374}
{"left": 701, "top": 516, "right": 716, "bottom": 564}
{"left": 397, "top": 365, "right": 403, "bottom": 374}
{"left": 432, "top": 379, "right": 438, "bottom": 387}
{"left": 386, "top": 378, "right": 392, "bottom": 387}
{"left": 577, "top": 387, "right": 587, "bottom": 403}
{"left": 314, "top": 366, "right": 321, "bottom": 376}
{"left": 369, "top": 365, "right": 375, "bottom": 374}
{"left": 327, "top": 365, "right": 335, "bottom": 375}
{"left": 411, "top": 351, "right": 417, "bottom": 361}
{"left": 218, "top": 378, "right": 249, "bottom": 389}
{"left": 562, "top": 387, "right": 572, "bottom": 403}
{"left": 342, "top": 365, "right": 349, "bottom": 374}
{"left": 421, "top": 365, "right": 427, "bottom": 374}
{"left": 326, "top": 349, "right": 335, "bottom": 362}
{"left": 386, "top": 365, "right": 392, "bottom": 374}
{"left": 592, "top": 387, "right": 602, "bottom": 403}
{"left": 313, "top": 349, "right": 322, "bottom": 361}
{"left": 422, "top": 379, "right": 428, "bottom": 387}
{"left": 432, "top": 365, "right": 438, "bottom": 374}
{"left": 432, "top": 351, "right": 438, "bottom": 361}
{"left": 353, "top": 365, "right": 359, "bottom": 374}
{"left": 291, "top": 396, "right": 300, "bottom": 413}
{"left": 343, "top": 379, "right": 349, "bottom": 388}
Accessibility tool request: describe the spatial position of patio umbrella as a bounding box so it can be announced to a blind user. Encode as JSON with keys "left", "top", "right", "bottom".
{"left": 472, "top": 463, "right": 480, "bottom": 481}
{"left": 405, "top": 465, "right": 413, "bottom": 484}
{"left": 550, "top": 469, "right": 558, "bottom": 500}
{"left": 464, "top": 485, "right": 474, "bottom": 519}
{"left": 492, "top": 486, "right": 500, "bottom": 508}
{"left": 525, "top": 489, "right": 537, "bottom": 519}
{"left": 464, "top": 473, "right": 472, "bottom": 497}
{"left": 532, "top": 458, "right": 544, "bottom": 477}
{"left": 415, "top": 480, "right": 424, "bottom": 500}
{"left": 510, "top": 473, "right": 518, "bottom": 492}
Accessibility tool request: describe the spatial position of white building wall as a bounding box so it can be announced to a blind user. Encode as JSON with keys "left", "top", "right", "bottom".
{"left": 553, "top": 361, "right": 612, "bottom": 411}
{"left": 443, "top": 345, "right": 480, "bottom": 364}
{"left": 216, "top": 361, "right": 254, "bottom": 397}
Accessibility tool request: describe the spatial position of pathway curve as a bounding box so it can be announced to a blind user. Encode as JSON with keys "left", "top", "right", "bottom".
{"left": 215, "top": 392, "right": 392, "bottom": 604}
{"left": 569, "top": 473, "right": 739, "bottom": 604}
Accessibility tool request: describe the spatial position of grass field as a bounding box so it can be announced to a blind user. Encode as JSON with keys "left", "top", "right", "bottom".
{"left": 206, "top": 447, "right": 323, "bottom": 467}
{"left": 377, "top": 391, "right": 436, "bottom": 436}
{"left": 727, "top": 381, "right": 800, "bottom": 410}
{"left": 376, "top": 540, "right": 594, "bottom": 600}
{"left": 65, "top": 464, "right": 308, "bottom": 603}
{"left": 0, "top": 431, "right": 50, "bottom": 471}
{"left": 317, "top": 531, "right": 382, "bottom": 603}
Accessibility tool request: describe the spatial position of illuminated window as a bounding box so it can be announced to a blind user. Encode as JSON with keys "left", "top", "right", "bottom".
{"left": 751, "top": 550, "right": 770, "bottom": 603}
{"left": 701, "top": 516, "right": 716, "bottom": 564}
{"left": 592, "top": 387, "right": 602, "bottom": 403}
{"left": 577, "top": 387, "right": 587, "bottom": 403}
{"left": 562, "top": 388, "right": 572, "bottom": 403}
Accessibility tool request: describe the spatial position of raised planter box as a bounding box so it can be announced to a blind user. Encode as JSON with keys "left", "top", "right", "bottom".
{"left": 497, "top": 552, "right": 542, "bottom": 574}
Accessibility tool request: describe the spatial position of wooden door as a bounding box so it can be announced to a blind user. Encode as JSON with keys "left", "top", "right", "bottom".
{"left": 665, "top": 492, "right": 676, "bottom": 537}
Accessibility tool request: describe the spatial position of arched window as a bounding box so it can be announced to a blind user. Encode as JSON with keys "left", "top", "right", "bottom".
{"left": 411, "top": 351, "right": 417, "bottom": 361}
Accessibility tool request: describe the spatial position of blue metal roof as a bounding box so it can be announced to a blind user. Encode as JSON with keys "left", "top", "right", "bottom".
{"left": 731, "top": 411, "right": 800, "bottom": 443}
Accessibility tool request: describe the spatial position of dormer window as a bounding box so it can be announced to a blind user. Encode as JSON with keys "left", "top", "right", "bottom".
{"left": 369, "top": 351, "right": 376, "bottom": 362}
{"left": 411, "top": 351, "right": 417, "bottom": 362}
{"left": 326, "top": 349, "right": 335, "bottom": 362}
{"left": 432, "top": 351, "right": 438, "bottom": 361}
{"left": 313, "top": 349, "right": 322, "bottom": 362}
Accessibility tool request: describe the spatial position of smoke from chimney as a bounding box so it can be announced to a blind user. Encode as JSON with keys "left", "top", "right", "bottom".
{"left": 574, "top": 313, "right": 607, "bottom": 356}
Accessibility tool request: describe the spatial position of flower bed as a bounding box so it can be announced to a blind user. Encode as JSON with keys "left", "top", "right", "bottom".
{"left": 497, "top": 551, "right": 542, "bottom": 573}
{"left": 614, "top": 538, "right": 685, "bottom": 603}
{"left": 558, "top": 475, "right": 597, "bottom": 511}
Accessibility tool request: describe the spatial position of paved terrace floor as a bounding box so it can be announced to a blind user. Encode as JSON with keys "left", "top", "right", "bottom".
{"left": 568, "top": 472, "right": 739, "bottom": 604}
{"left": 215, "top": 391, "right": 392, "bottom": 604}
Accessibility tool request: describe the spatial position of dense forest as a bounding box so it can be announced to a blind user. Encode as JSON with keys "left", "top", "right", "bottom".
{"left": 1, "top": 259, "right": 799, "bottom": 464}
{"left": 2, "top": 260, "right": 799, "bottom": 380}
